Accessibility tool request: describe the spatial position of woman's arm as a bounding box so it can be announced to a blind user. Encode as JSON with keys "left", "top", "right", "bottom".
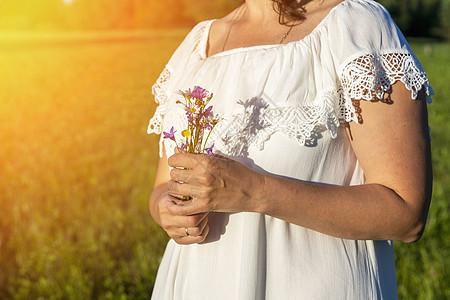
{"left": 165, "top": 82, "right": 432, "bottom": 242}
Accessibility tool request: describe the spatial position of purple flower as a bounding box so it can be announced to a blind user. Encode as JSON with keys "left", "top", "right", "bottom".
{"left": 206, "top": 143, "right": 214, "bottom": 156}
{"left": 163, "top": 126, "right": 176, "bottom": 141}
{"left": 192, "top": 86, "right": 208, "bottom": 99}
{"left": 204, "top": 105, "right": 213, "bottom": 118}
{"left": 180, "top": 143, "right": 186, "bottom": 151}
{"left": 204, "top": 123, "right": 212, "bottom": 130}
{"left": 185, "top": 111, "right": 193, "bottom": 123}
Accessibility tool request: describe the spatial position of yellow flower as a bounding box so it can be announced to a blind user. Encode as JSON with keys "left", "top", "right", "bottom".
{"left": 182, "top": 129, "right": 191, "bottom": 137}
{"left": 190, "top": 107, "right": 196, "bottom": 113}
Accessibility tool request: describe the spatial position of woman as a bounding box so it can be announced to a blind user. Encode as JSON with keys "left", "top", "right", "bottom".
{"left": 147, "top": 0, "right": 433, "bottom": 298}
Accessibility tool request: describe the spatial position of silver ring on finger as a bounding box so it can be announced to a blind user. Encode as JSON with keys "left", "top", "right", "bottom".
{"left": 185, "top": 227, "right": 190, "bottom": 237}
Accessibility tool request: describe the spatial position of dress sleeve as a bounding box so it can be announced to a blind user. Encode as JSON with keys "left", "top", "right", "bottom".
{"left": 147, "top": 66, "right": 172, "bottom": 135}
{"left": 146, "top": 22, "right": 210, "bottom": 157}
{"left": 328, "top": 0, "right": 434, "bottom": 123}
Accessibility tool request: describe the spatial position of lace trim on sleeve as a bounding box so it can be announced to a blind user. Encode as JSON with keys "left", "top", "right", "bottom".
{"left": 339, "top": 52, "right": 434, "bottom": 123}
{"left": 147, "top": 66, "right": 171, "bottom": 135}
{"left": 147, "top": 66, "right": 172, "bottom": 158}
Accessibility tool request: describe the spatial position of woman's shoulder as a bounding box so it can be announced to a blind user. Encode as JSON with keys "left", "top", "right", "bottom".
{"left": 163, "top": 20, "right": 214, "bottom": 69}
{"left": 182, "top": 20, "right": 215, "bottom": 46}
{"left": 337, "top": 0, "right": 391, "bottom": 16}
{"left": 331, "top": 0, "right": 395, "bottom": 29}
{"left": 168, "top": 7, "right": 239, "bottom": 64}
{"left": 326, "top": 0, "right": 409, "bottom": 62}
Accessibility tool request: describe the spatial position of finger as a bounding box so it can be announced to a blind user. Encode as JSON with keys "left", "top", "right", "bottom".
{"left": 168, "top": 153, "right": 210, "bottom": 170}
{"left": 167, "top": 180, "right": 203, "bottom": 199}
{"left": 173, "top": 224, "right": 210, "bottom": 245}
{"left": 183, "top": 214, "right": 209, "bottom": 237}
{"left": 166, "top": 194, "right": 190, "bottom": 205}
{"left": 164, "top": 197, "right": 194, "bottom": 210}
{"left": 170, "top": 167, "right": 194, "bottom": 183}
{"left": 184, "top": 212, "right": 208, "bottom": 227}
{"left": 160, "top": 211, "right": 207, "bottom": 236}
{"left": 162, "top": 196, "right": 208, "bottom": 226}
{"left": 167, "top": 180, "right": 186, "bottom": 198}
{"left": 165, "top": 198, "right": 209, "bottom": 216}
{"left": 212, "top": 153, "right": 228, "bottom": 159}
{"left": 197, "top": 214, "right": 209, "bottom": 234}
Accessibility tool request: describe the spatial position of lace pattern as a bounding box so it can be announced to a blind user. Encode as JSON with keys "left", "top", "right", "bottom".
{"left": 147, "top": 67, "right": 171, "bottom": 135}
{"left": 211, "top": 94, "right": 341, "bottom": 156}
{"left": 339, "top": 52, "right": 434, "bottom": 123}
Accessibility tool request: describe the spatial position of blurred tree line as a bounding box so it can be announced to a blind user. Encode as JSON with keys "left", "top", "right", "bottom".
{"left": 377, "top": 0, "right": 449, "bottom": 39}
{"left": 0, "top": 0, "right": 448, "bottom": 37}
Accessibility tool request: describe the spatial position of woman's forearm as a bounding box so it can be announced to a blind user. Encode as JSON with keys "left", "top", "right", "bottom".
{"left": 166, "top": 151, "right": 430, "bottom": 243}
{"left": 254, "top": 174, "right": 428, "bottom": 242}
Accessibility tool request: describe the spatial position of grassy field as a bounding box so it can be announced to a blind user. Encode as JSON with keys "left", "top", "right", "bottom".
{"left": 0, "top": 31, "right": 448, "bottom": 299}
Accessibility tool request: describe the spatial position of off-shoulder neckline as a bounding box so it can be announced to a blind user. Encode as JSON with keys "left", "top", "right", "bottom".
{"left": 201, "top": 0, "right": 348, "bottom": 59}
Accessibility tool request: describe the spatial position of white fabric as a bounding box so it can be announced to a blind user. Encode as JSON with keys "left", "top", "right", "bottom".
{"left": 147, "top": 0, "right": 432, "bottom": 299}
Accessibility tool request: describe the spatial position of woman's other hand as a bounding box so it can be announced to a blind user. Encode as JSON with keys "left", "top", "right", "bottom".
{"left": 156, "top": 192, "right": 210, "bottom": 245}
{"left": 149, "top": 147, "right": 210, "bottom": 245}
{"left": 165, "top": 153, "right": 264, "bottom": 216}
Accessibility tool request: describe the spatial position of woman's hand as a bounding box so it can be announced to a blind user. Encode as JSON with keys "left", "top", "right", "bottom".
{"left": 165, "top": 153, "right": 264, "bottom": 216}
{"left": 149, "top": 147, "right": 210, "bottom": 245}
{"left": 155, "top": 191, "right": 210, "bottom": 245}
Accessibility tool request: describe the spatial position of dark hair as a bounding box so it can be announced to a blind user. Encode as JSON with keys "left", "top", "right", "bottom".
{"left": 271, "top": 0, "right": 313, "bottom": 24}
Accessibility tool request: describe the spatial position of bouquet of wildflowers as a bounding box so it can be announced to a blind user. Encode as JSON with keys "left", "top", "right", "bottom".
{"left": 163, "top": 86, "right": 220, "bottom": 155}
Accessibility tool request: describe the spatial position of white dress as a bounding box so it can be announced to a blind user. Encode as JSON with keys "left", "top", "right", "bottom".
{"left": 147, "top": 0, "right": 433, "bottom": 299}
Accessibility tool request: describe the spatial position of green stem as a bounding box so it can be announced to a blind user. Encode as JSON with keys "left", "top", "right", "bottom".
{"left": 202, "top": 124, "right": 216, "bottom": 152}
{"left": 194, "top": 119, "right": 200, "bottom": 153}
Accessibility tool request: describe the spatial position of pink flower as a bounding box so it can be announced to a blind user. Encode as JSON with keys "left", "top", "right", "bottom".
{"left": 206, "top": 143, "right": 214, "bottom": 156}
{"left": 192, "top": 86, "right": 208, "bottom": 99}
{"left": 163, "top": 127, "right": 176, "bottom": 141}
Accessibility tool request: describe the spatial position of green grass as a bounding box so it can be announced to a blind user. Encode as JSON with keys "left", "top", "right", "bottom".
{"left": 394, "top": 42, "right": 450, "bottom": 300}
{"left": 0, "top": 32, "right": 188, "bottom": 299}
{"left": 0, "top": 32, "right": 448, "bottom": 299}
